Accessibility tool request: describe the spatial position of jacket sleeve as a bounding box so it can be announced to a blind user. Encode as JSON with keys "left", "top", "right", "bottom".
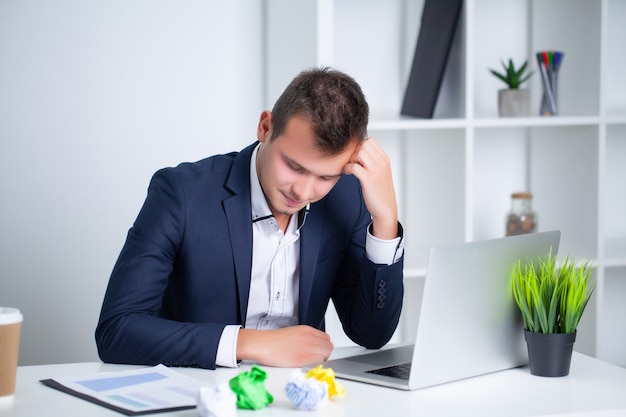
{"left": 330, "top": 183, "right": 405, "bottom": 349}
{"left": 95, "top": 168, "right": 224, "bottom": 369}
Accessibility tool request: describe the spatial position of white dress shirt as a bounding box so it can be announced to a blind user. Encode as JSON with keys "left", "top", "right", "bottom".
{"left": 215, "top": 144, "right": 402, "bottom": 367}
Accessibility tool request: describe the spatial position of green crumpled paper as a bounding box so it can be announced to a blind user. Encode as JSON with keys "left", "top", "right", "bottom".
{"left": 229, "top": 365, "right": 274, "bottom": 410}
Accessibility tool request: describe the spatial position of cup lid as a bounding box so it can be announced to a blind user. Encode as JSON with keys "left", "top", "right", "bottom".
{"left": 0, "top": 307, "right": 23, "bottom": 324}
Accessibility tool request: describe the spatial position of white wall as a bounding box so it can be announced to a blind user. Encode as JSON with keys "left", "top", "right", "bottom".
{"left": 0, "top": 0, "right": 264, "bottom": 365}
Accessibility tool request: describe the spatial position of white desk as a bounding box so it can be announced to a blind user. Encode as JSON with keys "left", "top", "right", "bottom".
{"left": 4, "top": 351, "right": 626, "bottom": 417}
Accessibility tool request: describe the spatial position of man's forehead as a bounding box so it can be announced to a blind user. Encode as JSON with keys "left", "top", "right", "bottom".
{"left": 280, "top": 150, "right": 348, "bottom": 177}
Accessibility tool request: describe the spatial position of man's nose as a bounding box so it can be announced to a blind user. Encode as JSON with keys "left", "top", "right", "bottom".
{"left": 293, "top": 175, "right": 316, "bottom": 200}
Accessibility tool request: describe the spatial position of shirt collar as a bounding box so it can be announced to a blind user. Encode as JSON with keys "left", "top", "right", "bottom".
{"left": 250, "top": 143, "right": 309, "bottom": 229}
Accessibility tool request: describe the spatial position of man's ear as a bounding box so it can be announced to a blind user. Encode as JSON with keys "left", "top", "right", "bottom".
{"left": 256, "top": 110, "right": 273, "bottom": 143}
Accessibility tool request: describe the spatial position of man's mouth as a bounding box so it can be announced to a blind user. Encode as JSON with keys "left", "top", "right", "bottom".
{"left": 282, "top": 192, "right": 303, "bottom": 208}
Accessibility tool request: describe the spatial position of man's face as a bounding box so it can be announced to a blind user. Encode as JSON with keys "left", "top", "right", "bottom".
{"left": 256, "top": 113, "right": 357, "bottom": 223}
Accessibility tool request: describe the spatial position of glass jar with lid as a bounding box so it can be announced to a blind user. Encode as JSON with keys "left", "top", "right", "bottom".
{"left": 505, "top": 192, "right": 537, "bottom": 236}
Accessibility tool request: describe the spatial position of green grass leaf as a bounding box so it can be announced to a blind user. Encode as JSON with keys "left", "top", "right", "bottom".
{"left": 510, "top": 250, "right": 595, "bottom": 334}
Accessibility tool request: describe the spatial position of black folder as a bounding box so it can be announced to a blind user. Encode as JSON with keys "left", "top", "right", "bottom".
{"left": 400, "top": 0, "right": 463, "bottom": 118}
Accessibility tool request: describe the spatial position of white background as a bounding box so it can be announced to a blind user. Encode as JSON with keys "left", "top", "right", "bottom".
{"left": 0, "top": 0, "right": 264, "bottom": 365}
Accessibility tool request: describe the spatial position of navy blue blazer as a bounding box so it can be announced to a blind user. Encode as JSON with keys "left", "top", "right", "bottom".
{"left": 96, "top": 142, "right": 404, "bottom": 369}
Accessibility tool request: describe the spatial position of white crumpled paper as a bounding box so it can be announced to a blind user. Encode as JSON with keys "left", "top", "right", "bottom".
{"left": 197, "top": 383, "right": 237, "bottom": 417}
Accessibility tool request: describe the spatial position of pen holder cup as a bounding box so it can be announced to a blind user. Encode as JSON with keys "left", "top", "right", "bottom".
{"left": 540, "top": 84, "right": 558, "bottom": 116}
{"left": 536, "top": 50, "right": 563, "bottom": 117}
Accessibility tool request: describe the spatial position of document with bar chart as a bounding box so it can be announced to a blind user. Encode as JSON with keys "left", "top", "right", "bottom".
{"left": 40, "top": 364, "right": 205, "bottom": 415}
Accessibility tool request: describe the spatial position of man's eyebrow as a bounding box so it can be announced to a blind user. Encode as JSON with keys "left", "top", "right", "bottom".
{"left": 283, "top": 154, "right": 343, "bottom": 178}
{"left": 283, "top": 155, "right": 308, "bottom": 172}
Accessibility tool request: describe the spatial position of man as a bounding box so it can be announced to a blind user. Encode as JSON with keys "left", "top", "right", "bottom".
{"left": 96, "top": 67, "right": 404, "bottom": 369}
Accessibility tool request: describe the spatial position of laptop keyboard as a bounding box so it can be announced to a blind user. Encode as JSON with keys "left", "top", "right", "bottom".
{"left": 365, "top": 362, "right": 412, "bottom": 380}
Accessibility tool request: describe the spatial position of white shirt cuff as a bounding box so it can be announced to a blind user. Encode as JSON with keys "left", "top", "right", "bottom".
{"left": 365, "top": 223, "right": 404, "bottom": 265}
{"left": 215, "top": 325, "right": 241, "bottom": 368}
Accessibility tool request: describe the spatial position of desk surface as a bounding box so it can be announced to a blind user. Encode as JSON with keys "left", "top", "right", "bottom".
{"left": 4, "top": 351, "right": 626, "bottom": 417}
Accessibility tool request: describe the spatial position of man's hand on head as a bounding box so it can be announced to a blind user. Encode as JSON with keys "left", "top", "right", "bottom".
{"left": 344, "top": 137, "right": 399, "bottom": 240}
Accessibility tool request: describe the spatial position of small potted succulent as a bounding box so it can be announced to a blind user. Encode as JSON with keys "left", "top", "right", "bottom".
{"left": 511, "top": 251, "right": 595, "bottom": 377}
{"left": 489, "top": 58, "right": 533, "bottom": 117}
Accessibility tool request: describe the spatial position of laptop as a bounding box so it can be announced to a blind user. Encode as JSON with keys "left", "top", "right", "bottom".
{"left": 315, "top": 230, "right": 561, "bottom": 390}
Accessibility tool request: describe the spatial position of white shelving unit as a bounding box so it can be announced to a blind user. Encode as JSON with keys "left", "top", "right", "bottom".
{"left": 265, "top": 0, "right": 626, "bottom": 367}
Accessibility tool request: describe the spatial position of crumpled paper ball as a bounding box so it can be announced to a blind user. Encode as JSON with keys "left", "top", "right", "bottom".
{"left": 229, "top": 365, "right": 274, "bottom": 410}
{"left": 285, "top": 369, "right": 329, "bottom": 410}
{"left": 305, "top": 365, "right": 345, "bottom": 399}
{"left": 197, "top": 383, "right": 237, "bottom": 417}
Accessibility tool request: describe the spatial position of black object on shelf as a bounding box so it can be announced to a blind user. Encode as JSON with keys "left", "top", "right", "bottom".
{"left": 401, "top": 0, "right": 463, "bottom": 119}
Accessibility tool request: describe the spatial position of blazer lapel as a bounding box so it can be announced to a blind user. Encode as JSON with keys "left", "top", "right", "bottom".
{"left": 223, "top": 142, "right": 327, "bottom": 326}
{"left": 298, "top": 204, "right": 324, "bottom": 324}
{"left": 223, "top": 143, "right": 257, "bottom": 323}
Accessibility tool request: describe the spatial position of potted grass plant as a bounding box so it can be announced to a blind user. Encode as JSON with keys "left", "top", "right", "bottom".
{"left": 489, "top": 58, "right": 533, "bottom": 117}
{"left": 511, "top": 251, "right": 595, "bottom": 377}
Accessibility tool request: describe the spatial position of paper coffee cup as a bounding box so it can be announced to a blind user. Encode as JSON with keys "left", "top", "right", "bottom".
{"left": 0, "top": 307, "right": 23, "bottom": 399}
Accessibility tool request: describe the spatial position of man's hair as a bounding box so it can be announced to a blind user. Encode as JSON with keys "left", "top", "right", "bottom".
{"left": 270, "top": 67, "right": 369, "bottom": 155}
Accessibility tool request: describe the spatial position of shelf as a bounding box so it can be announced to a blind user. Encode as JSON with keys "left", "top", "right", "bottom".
{"left": 368, "top": 115, "right": 602, "bottom": 131}
{"left": 604, "top": 238, "right": 626, "bottom": 267}
{"left": 266, "top": 0, "right": 626, "bottom": 367}
{"left": 605, "top": 114, "right": 626, "bottom": 125}
{"left": 598, "top": 266, "right": 626, "bottom": 366}
{"left": 472, "top": 116, "right": 600, "bottom": 128}
{"left": 606, "top": 0, "right": 626, "bottom": 120}
{"left": 604, "top": 126, "right": 626, "bottom": 259}
{"left": 368, "top": 116, "right": 466, "bottom": 131}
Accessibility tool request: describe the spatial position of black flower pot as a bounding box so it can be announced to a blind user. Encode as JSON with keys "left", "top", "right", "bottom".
{"left": 524, "top": 330, "right": 576, "bottom": 377}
